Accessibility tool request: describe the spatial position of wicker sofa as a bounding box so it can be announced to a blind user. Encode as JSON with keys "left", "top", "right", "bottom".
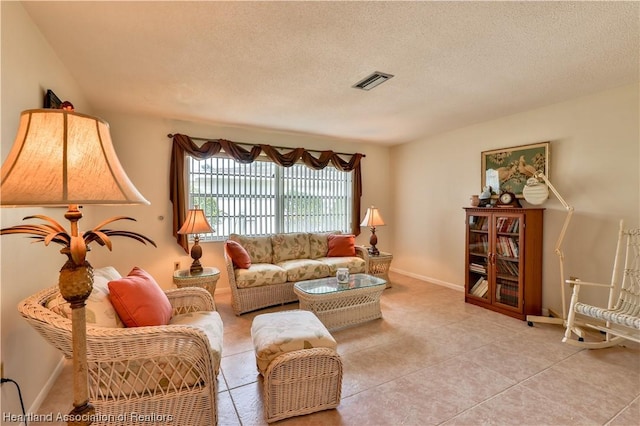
{"left": 224, "top": 232, "right": 368, "bottom": 315}
{"left": 18, "top": 266, "right": 223, "bottom": 426}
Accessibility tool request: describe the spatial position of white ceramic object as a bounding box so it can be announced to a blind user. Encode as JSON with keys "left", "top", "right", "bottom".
{"left": 336, "top": 268, "right": 349, "bottom": 284}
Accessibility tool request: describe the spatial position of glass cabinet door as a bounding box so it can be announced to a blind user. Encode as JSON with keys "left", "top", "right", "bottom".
{"left": 493, "top": 214, "right": 522, "bottom": 310}
{"left": 466, "top": 214, "right": 489, "bottom": 301}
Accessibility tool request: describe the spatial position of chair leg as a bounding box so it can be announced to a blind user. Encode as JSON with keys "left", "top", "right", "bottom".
{"left": 563, "top": 283, "right": 581, "bottom": 343}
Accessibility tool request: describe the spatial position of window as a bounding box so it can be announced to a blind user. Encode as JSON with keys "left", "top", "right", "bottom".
{"left": 187, "top": 156, "right": 353, "bottom": 240}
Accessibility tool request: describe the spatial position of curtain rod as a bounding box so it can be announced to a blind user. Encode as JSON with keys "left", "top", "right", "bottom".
{"left": 167, "top": 134, "right": 365, "bottom": 158}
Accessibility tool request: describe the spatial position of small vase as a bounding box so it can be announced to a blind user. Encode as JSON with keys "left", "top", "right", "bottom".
{"left": 470, "top": 195, "right": 480, "bottom": 207}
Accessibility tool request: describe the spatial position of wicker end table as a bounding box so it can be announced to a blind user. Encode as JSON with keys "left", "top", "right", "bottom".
{"left": 173, "top": 266, "right": 220, "bottom": 300}
{"left": 367, "top": 251, "right": 393, "bottom": 287}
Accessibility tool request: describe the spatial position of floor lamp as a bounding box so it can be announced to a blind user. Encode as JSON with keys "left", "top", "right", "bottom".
{"left": 523, "top": 172, "right": 579, "bottom": 334}
{"left": 1, "top": 109, "right": 155, "bottom": 425}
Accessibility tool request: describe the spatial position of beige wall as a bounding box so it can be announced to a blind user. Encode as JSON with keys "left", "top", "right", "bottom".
{"left": 0, "top": 2, "right": 92, "bottom": 419}
{"left": 390, "top": 83, "right": 640, "bottom": 311}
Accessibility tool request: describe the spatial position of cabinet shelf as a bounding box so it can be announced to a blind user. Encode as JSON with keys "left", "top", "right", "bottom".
{"left": 496, "top": 256, "right": 518, "bottom": 261}
{"left": 496, "top": 274, "right": 518, "bottom": 282}
{"left": 464, "top": 208, "right": 543, "bottom": 321}
{"left": 469, "top": 252, "right": 488, "bottom": 258}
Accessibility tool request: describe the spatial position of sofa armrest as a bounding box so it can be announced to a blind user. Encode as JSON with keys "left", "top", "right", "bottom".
{"left": 165, "top": 287, "right": 216, "bottom": 314}
{"left": 224, "top": 245, "right": 239, "bottom": 289}
{"left": 355, "top": 245, "right": 370, "bottom": 273}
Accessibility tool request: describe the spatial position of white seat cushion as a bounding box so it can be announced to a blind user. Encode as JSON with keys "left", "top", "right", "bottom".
{"left": 251, "top": 310, "right": 337, "bottom": 374}
{"left": 46, "top": 266, "right": 124, "bottom": 328}
{"left": 169, "top": 311, "right": 224, "bottom": 370}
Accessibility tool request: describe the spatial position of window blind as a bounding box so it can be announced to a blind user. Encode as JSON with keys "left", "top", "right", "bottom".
{"left": 187, "top": 156, "right": 351, "bottom": 240}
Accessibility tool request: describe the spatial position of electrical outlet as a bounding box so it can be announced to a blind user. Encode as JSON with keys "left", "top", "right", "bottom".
{"left": 174, "top": 261, "right": 181, "bottom": 271}
{"left": 569, "top": 275, "right": 579, "bottom": 282}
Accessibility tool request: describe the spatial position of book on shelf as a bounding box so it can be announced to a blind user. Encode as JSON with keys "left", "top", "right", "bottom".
{"left": 498, "top": 280, "right": 519, "bottom": 306}
{"left": 508, "top": 238, "right": 519, "bottom": 257}
{"left": 470, "top": 276, "right": 484, "bottom": 294}
{"left": 469, "top": 262, "right": 487, "bottom": 274}
{"left": 470, "top": 235, "right": 488, "bottom": 252}
{"left": 497, "top": 259, "right": 519, "bottom": 276}
{"left": 471, "top": 279, "right": 488, "bottom": 297}
{"left": 496, "top": 236, "right": 509, "bottom": 257}
{"left": 496, "top": 236, "right": 519, "bottom": 258}
{"left": 470, "top": 216, "right": 488, "bottom": 231}
{"left": 496, "top": 217, "right": 520, "bottom": 233}
{"left": 478, "top": 280, "right": 489, "bottom": 297}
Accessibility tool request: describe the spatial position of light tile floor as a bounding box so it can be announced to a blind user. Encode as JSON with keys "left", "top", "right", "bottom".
{"left": 38, "top": 272, "right": 640, "bottom": 425}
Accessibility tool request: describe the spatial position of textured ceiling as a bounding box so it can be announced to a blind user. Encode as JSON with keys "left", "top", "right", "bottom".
{"left": 22, "top": 1, "right": 639, "bottom": 145}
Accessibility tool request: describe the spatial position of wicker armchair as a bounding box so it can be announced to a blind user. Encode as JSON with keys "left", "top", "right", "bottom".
{"left": 18, "top": 285, "right": 222, "bottom": 425}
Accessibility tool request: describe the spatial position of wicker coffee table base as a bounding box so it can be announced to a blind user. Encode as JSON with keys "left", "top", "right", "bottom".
{"left": 295, "top": 286, "right": 385, "bottom": 330}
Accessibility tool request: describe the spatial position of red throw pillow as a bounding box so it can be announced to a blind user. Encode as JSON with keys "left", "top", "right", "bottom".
{"left": 226, "top": 240, "right": 252, "bottom": 269}
{"left": 327, "top": 234, "right": 356, "bottom": 257}
{"left": 108, "top": 267, "right": 172, "bottom": 327}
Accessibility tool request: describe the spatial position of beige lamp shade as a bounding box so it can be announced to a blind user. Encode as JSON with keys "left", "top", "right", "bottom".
{"left": 178, "top": 207, "right": 214, "bottom": 235}
{"left": 1, "top": 109, "right": 149, "bottom": 206}
{"left": 360, "top": 205, "right": 385, "bottom": 256}
{"left": 178, "top": 207, "right": 213, "bottom": 274}
{"left": 360, "top": 206, "right": 386, "bottom": 227}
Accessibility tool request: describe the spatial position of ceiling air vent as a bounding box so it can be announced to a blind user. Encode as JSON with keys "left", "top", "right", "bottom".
{"left": 352, "top": 71, "right": 394, "bottom": 91}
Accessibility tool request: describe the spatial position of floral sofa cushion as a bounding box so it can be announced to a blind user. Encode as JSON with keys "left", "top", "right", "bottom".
{"left": 47, "top": 266, "right": 124, "bottom": 328}
{"left": 230, "top": 234, "right": 273, "bottom": 264}
{"left": 276, "top": 259, "right": 331, "bottom": 282}
{"left": 235, "top": 264, "right": 288, "bottom": 288}
{"left": 251, "top": 310, "right": 337, "bottom": 374}
{"left": 316, "top": 256, "right": 366, "bottom": 275}
{"left": 308, "top": 231, "right": 341, "bottom": 259}
{"left": 271, "top": 232, "right": 311, "bottom": 263}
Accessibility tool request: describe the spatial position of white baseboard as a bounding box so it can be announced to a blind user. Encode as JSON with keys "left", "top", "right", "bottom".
{"left": 389, "top": 267, "right": 464, "bottom": 292}
{"left": 26, "top": 356, "right": 66, "bottom": 416}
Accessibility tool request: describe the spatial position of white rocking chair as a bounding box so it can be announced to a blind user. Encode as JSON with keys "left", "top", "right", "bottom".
{"left": 563, "top": 221, "right": 640, "bottom": 348}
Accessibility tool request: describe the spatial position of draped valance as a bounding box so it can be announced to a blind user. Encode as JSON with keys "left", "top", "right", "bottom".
{"left": 169, "top": 133, "right": 364, "bottom": 252}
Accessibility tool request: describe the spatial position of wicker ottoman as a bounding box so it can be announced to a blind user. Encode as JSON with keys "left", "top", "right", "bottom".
{"left": 251, "top": 310, "right": 343, "bottom": 423}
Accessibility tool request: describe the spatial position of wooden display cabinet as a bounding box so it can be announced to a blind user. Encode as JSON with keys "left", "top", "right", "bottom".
{"left": 464, "top": 208, "right": 544, "bottom": 320}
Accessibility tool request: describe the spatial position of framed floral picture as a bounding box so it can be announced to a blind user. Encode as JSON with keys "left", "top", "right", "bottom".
{"left": 481, "top": 142, "right": 549, "bottom": 197}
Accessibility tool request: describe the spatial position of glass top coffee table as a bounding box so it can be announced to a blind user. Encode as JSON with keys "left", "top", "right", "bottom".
{"left": 293, "top": 273, "right": 387, "bottom": 330}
